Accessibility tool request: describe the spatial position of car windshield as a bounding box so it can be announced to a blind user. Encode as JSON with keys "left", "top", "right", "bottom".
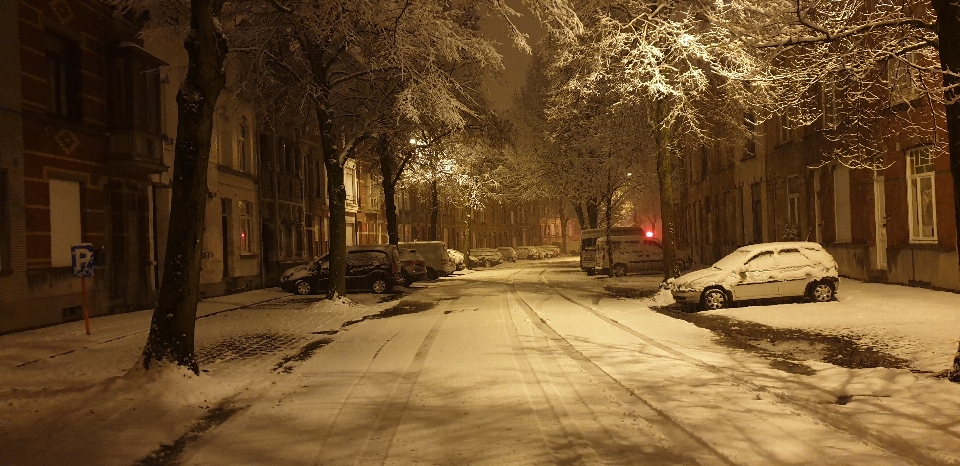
{"left": 712, "top": 249, "right": 751, "bottom": 270}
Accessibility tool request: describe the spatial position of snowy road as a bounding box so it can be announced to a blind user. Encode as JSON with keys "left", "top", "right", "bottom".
{"left": 170, "top": 260, "right": 960, "bottom": 466}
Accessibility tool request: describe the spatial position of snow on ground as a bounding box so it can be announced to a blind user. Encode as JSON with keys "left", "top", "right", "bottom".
{"left": 0, "top": 287, "right": 404, "bottom": 466}
{"left": 2, "top": 258, "right": 960, "bottom": 465}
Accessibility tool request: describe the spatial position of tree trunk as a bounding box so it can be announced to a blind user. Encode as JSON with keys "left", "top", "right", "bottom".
{"left": 141, "top": 0, "right": 227, "bottom": 373}
{"left": 430, "top": 179, "right": 439, "bottom": 241}
{"left": 559, "top": 197, "right": 568, "bottom": 254}
{"left": 316, "top": 105, "right": 347, "bottom": 299}
{"left": 572, "top": 200, "right": 587, "bottom": 231}
{"left": 931, "top": 0, "right": 960, "bottom": 381}
{"left": 586, "top": 199, "right": 599, "bottom": 229}
{"left": 655, "top": 99, "right": 678, "bottom": 281}
{"left": 465, "top": 209, "right": 473, "bottom": 269}
{"left": 377, "top": 138, "right": 400, "bottom": 245}
{"left": 603, "top": 170, "right": 614, "bottom": 276}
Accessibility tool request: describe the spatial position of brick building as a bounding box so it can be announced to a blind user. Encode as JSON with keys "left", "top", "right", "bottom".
{"left": 1, "top": 0, "right": 167, "bottom": 334}
{"left": 676, "top": 86, "right": 957, "bottom": 291}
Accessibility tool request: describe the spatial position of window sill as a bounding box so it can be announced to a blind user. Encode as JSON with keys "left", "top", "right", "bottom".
{"left": 239, "top": 254, "right": 258, "bottom": 259}
{"left": 217, "top": 165, "right": 257, "bottom": 179}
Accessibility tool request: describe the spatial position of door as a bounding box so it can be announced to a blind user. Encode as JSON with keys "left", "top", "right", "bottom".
{"left": 874, "top": 173, "right": 887, "bottom": 270}
{"left": 733, "top": 251, "right": 778, "bottom": 299}
{"left": 776, "top": 248, "right": 812, "bottom": 296}
{"left": 221, "top": 199, "right": 230, "bottom": 278}
{"left": 637, "top": 240, "right": 664, "bottom": 273}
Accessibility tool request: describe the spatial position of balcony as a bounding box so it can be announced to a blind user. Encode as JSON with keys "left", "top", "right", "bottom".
{"left": 108, "top": 129, "right": 166, "bottom": 174}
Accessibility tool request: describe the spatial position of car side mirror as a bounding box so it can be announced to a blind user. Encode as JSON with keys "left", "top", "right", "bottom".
{"left": 739, "top": 271, "right": 746, "bottom": 279}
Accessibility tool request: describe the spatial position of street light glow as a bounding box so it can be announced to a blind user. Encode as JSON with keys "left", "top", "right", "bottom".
{"left": 645, "top": 231, "right": 654, "bottom": 238}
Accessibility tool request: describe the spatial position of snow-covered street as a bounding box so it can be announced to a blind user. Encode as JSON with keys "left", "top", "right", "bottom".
{"left": 3, "top": 257, "right": 960, "bottom": 465}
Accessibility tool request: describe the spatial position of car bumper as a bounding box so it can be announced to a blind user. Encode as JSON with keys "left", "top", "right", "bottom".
{"left": 671, "top": 289, "right": 701, "bottom": 303}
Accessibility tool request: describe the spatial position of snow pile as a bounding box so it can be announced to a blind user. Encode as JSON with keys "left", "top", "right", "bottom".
{"left": 113, "top": 360, "right": 240, "bottom": 408}
{"left": 650, "top": 288, "right": 676, "bottom": 306}
{"left": 308, "top": 294, "right": 356, "bottom": 311}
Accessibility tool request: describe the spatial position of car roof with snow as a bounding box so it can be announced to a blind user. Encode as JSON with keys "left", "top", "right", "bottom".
{"left": 734, "top": 242, "right": 826, "bottom": 255}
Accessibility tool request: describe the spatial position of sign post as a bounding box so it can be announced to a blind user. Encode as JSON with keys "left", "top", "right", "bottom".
{"left": 71, "top": 244, "right": 95, "bottom": 335}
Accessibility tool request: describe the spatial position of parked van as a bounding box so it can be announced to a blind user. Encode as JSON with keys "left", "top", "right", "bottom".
{"left": 398, "top": 241, "right": 455, "bottom": 278}
{"left": 579, "top": 227, "right": 645, "bottom": 276}
{"left": 595, "top": 235, "right": 665, "bottom": 277}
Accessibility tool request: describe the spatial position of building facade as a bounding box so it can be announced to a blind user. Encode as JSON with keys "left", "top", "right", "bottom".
{"left": 1, "top": 0, "right": 167, "bottom": 334}
{"left": 676, "top": 86, "right": 957, "bottom": 291}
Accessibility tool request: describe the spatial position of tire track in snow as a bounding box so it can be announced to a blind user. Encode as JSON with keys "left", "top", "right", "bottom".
{"left": 497, "top": 278, "right": 599, "bottom": 466}
{"left": 506, "top": 269, "right": 730, "bottom": 466}
{"left": 536, "top": 266, "right": 942, "bottom": 466}
{"left": 351, "top": 308, "right": 450, "bottom": 465}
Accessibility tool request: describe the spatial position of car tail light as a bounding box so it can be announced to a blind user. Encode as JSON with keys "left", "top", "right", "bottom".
{"left": 415, "top": 260, "right": 425, "bottom": 266}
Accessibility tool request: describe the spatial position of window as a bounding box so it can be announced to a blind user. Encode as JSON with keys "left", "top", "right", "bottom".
{"left": 751, "top": 182, "right": 762, "bottom": 243}
{"left": 239, "top": 201, "right": 253, "bottom": 254}
{"left": 238, "top": 118, "right": 250, "bottom": 172}
{"left": 109, "top": 43, "right": 162, "bottom": 133}
{"left": 743, "top": 113, "right": 756, "bottom": 160}
{"left": 888, "top": 53, "right": 921, "bottom": 104}
{"left": 49, "top": 179, "right": 82, "bottom": 267}
{"left": 907, "top": 146, "right": 937, "bottom": 242}
{"left": 46, "top": 32, "right": 82, "bottom": 121}
{"left": 821, "top": 83, "right": 838, "bottom": 128}
{"left": 745, "top": 251, "right": 776, "bottom": 271}
{"left": 0, "top": 171, "right": 9, "bottom": 272}
{"left": 218, "top": 124, "right": 232, "bottom": 168}
{"left": 787, "top": 175, "right": 800, "bottom": 226}
{"left": 777, "top": 112, "right": 790, "bottom": 144}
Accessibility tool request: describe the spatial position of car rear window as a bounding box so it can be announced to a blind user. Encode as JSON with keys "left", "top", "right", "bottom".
{"left": 347, "top": 251, "right": 388, "bottom": 267}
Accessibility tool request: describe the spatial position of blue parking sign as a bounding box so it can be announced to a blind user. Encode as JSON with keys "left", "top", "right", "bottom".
{"left": 71, "top": 243, "right": 95, "bottom": 277}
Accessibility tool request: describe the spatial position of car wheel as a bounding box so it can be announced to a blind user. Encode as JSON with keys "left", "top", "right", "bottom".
{"left": 586, "top": 269, "right": 596, "bottom": 276}
{"left": 294, "top": 280, "right": 312, "bottom": 295}
{"left": 701, "top": 288, "right": 727, "bottom": 310}
{"left": 809, "top": 281, "right": 835, "bottom": 302}
{"left": 612, "top": 263, "right": 628, "bottom": 277}
{"left": 371, "top": 277, "right": 389, "bottom": 294}
{"left": 426, "top": 267, "right": 438, "bottom": 280}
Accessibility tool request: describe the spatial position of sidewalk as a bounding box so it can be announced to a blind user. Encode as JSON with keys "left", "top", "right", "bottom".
{"left": 0, "top": 288, "right": 289, "bottom": 371}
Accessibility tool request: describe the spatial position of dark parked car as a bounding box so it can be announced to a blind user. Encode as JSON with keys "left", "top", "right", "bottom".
{"left": 280, "top": 245, "right": 402, "bottom": 295}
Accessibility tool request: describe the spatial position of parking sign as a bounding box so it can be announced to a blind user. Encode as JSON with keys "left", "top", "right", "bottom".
{"left": 71, "top": 243, "right": 95, "bottom": 277}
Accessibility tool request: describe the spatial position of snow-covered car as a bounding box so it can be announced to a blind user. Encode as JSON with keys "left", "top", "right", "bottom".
{"left": 399, "top": 248, "right": 428, "bottom": 286}
{"left": 469, "top": 248, "right": 502, "bottom": 267}
{"left": 447, "top": 249, "right": 465, "bottom": 271}
{"left": 497, "top": 247, "right": 518, "bottom": 262}
{"left": 539, "top": 245, "right": 561, "bottom": 258}
{"left": 399, "top": 241, "right": 454, "bottom": 278}
{"left": 514, "top": 246, "right": 541, "bottom": 260}
{"left": 280, "top": 245, "right": 402, "bottom": 295}
{"left": 670, "top": 242, "right": 839, "bottom": 311}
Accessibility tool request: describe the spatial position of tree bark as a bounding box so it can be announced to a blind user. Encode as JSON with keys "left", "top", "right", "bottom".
{"left": 430, "top": 179, "right": 440, "bottom": 241}
{"left": 559, "top": 197, "right": 568, "bottom": 254}
{"left": 377, "top": 137, "right": 401, "bottom": 245}
{"left": 141, "top": 0, "right": 227, "bottom": 373}
{"left": 931, "top": 0, "right": 960, "bottom": 381}
{"left": 655, "top": 100, "right": 678, "bottom": 281}
{"left": 572, "top": 200, "right": 587, "bottom": 231}
{"left": 586, "top": 199, "right": 599, "bottom": 229}
{"left": 316, "top": 104, "right": 347, "bottom": 299}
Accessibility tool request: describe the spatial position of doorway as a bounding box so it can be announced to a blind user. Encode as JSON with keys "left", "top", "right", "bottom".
{"left": 874, "top": 173, "right": 887, "bottom": 269}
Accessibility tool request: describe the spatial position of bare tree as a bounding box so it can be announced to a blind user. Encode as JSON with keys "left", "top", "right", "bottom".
{"left": 139, "top": 0, "right": 229, "bottom": 372}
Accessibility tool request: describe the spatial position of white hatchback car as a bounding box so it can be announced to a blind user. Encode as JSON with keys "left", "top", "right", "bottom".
{"left": 670, "top": 242, "right": 839, "bottom": 310}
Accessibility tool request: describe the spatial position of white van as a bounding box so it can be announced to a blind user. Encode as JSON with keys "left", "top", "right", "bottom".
{"left": 398, "top": 241, "right": 455, "bottom": 278}
{"left": 595, "top": 236, "right": 665, "bottom": 277}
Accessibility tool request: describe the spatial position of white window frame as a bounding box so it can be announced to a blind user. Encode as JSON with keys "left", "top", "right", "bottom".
{"left": 906, "top": 146, "right": 937, "bottom": 242}
{"left": 888, "top": 53, "right": 921, "bottom": 104}
{"left": 237, "top": 118, "right": 250, "bottom": 173}
{"left": 786, "top": 175, "right": 800, "bottom": 226}
{"left": 777, "top": 112, "right": 790, "bottom": 144}
{"left": 821, "top": 82, "right": 837, "bottom": 128}
{"left": 238, "top": 201, "right": 253, "bottom": 254}
{"left": 49, "top": 179, "right": 82, "bottom": 267}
